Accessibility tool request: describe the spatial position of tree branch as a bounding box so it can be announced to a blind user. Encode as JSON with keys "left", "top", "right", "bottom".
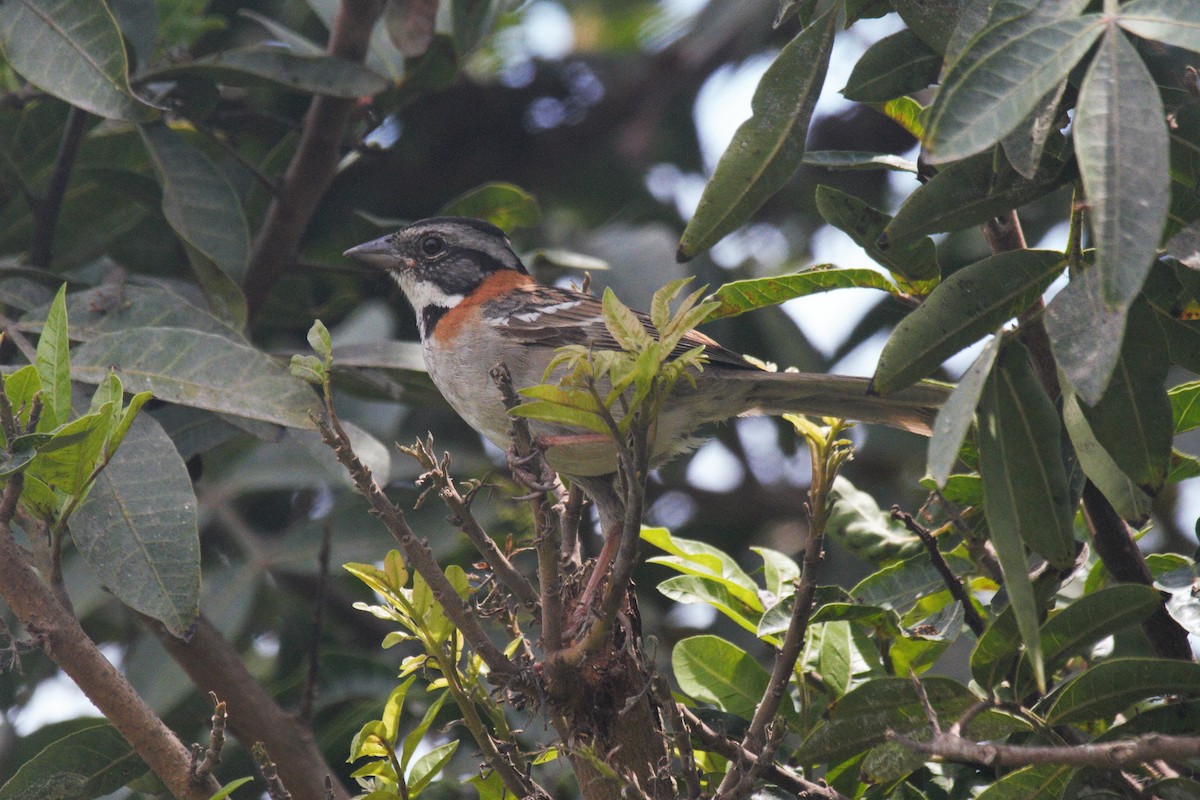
{"left": 0, "top": 480, "right": 221, "bottom": 800}
{"left": 241, "top": 0, "right": 385, "bottom": 316}
{"left": 157, "top": 615, "right": 352, "bottom": 800}
{"left": 29, "top": 106, "right": 88, "bottom": 268}
{"left": 891, "top": 728, "right": 1200, "bottom": 770}
{"left": 891, "top": 507, "right": 986, "bottom": 636}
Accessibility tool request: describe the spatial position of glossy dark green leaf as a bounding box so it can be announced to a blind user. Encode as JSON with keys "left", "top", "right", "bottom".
{"left": 71, "top": 412, "right": 199, "bottom": 637}
{"left": 1046, "top": 658, "right": 1200, "bottom": 724}
{"left": 891, "top": 0, "right": 961, "bottom": 53}
{"left": 1013, "top": 584, "right": 1162, "bottom": 694}
{"left": 704, "top": 266, "right": 896, "bottom": 321}
{"left": 798, "top": 676, "right": 1019, "bottom": 765}
{"left": 886, "top": 135, "right": 1072, "bottom": 241}
{"left": 1077, "top": 302, "right": 1172, "bottom": 493}
{"left": 925, "top": 14, "right": 1103, "bottom": 162}
{"left": 139, "top": 47, "right": 390, "bottom": 98}
{"left": 1063, "top": 391, "right": 1154, "bottom": 522}
{"left": 850, "top": 550, "right": 973, "bottom": 613}
{"left": 437, "top": 182, "right": 542, "bottom": 232}
{"left": 815, "top": 186, "right": 939, "bottom": 287}
{"left": 677, "top": 7, "right": 836, "bottom": 260}
{"left": 802, "top": 151, "right": 918, "bottom": 173}
{"left": 109, "top": 0, "right": 157, "bottom": 72}
{"left": 0, "top": 722, "right": 147, "bottom": 800}
{"left": 1044, "top": 268, "right": 1129, "bottom": 405}
{"left": 974, "top": 764, "right": 1072, "bottom": 800}
{"left": 0, "top": 0, "right": 156, "bottom": 121}
{"left": 139, "top": 123, "right": 249, "bottom": 281}
{"left": 978, "top": 342, "right": 1075, "bottom": 689}
{"left": 843, "top": 28, "right": 940, "bottom": 102}
{"left": 1117, "top": 0, "right": 1200, "bottom": 54}
{"left": 874, "top": 250, "right": 1064, "bottom": 393}
{"left": 1075, "top": 27, "right": 1170, "bottom": 310}
{"left": 1000, "top": 78, "right": 1068, "bottom": 180}
{"left": 970, "top": 605, "right": 1020, "bottom": 690}
{"left": 672, "top": 635, "right": 770, "bottom": 720}
{"left": 928, "top": 333, "right": 1001, "bottom": 488}
{"left": 71, "top": 328, "right": 319, "bottom": 429}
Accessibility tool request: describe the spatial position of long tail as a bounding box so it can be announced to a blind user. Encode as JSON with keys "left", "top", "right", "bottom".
{"left": 713, "top": 371, "right": 950, "bottom": 436}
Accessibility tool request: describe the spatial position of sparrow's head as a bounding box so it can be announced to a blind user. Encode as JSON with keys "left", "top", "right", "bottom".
{"left": 344, "top": 217, "right": 528, "bottom": 321}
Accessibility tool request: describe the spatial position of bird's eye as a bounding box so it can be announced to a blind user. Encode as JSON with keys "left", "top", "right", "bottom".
{"left": 420, "top": 235, "right": 445, "bottom": 258}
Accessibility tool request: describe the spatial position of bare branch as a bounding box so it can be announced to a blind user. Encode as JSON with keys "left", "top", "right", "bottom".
{"left": 891, "top": 506, "right": 986, "bottom": 636}
{"left": 299, "top": 524, "right": 332, "bottom": 724}
{"left": 890, "top": 729, "right": 1200, "bottom": 770}
{"left": 190, "top": 693, "right": 227, "bottom": 782}
{"left": 30, "top": 106, "right": 88, "bottom": 268}
{"left": 253, "top": 743, "right": 294, "bottom": 800}
{"left": 242, "top": 0, "right": 386, "bottom": 316}
{"left": 0, "top": 495, "right": 221, "bottom": 800}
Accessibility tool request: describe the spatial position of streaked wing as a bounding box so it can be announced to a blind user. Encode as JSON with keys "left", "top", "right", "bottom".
{"left": 484, "top": 285, "right": 755, "bottom": 370}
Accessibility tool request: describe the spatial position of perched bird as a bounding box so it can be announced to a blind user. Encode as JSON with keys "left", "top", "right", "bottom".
{"left": 345, "top": 217, "right": 946, "bottom": 505}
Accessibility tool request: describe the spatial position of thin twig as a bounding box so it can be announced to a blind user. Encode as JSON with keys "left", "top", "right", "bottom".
{"left": 299, "top": 524, "right": 332, "bottom": 724}
{"left": 558, "top": 484, "right": 584, "bottom": 565}
{"left": 490, "top": 364, "right": 563, "bottom": 652}
{"left": 190, "top": 692, "right": 227, "bottom": 781}
{"left": 315, "top": 407, "right": 524, "bottom": 686}
{"left": 30, "top": 106, "right": 88, "bottom": 268}
{"left": 891, "top": 507, "right": 986, "bottom": 636}
{"left": 402, "top": 436, "right": 540, "bottom": 613}
{"left": 679, "top": 706, "right": 846, "bottom": 800}
{"left": 253, "top": 743, "right": 294, "bottom": 800}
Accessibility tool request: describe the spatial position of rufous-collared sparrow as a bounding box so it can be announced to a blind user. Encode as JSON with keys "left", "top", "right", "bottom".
{"left": 345, "top": 217, "right": 948, "bottom": 481}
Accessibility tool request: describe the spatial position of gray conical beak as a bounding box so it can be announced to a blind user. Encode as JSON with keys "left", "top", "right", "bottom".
{"left": 343, "top": 235, "right": 397, "bottom": 268}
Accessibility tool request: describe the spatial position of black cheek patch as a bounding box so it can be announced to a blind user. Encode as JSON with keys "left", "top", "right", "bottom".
{"left": 422, "top": 305, "right": 450, "bottom": 334}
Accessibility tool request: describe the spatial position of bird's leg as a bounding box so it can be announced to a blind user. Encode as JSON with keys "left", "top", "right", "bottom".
{"left": 505, "top": 446, "right": 559, "bottom": 495}
{"left": 570, "top": 476, "right": 624, "bottom": 625}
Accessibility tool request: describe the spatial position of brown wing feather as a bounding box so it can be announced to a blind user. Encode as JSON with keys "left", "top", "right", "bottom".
{"left": 485, "top": 285, "right": 756, "bottom": 371}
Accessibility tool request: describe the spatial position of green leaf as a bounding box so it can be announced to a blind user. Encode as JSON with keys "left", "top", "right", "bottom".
{"left": 1014, "top": 584, "right": 1163, "bottom": 694}
{"left": 677, "top": 6, "right": 836, "bottom": 260}
{"left": 1046, "top": 658, "right": 1200, "bottom": 724}
{"left": 139, "top": 123, "right": 250, "bottom": 281}
{"left": 139, "top": 47, "right": 390, "bottom": 98}
{"left": 850, "top": 550, "right": 974, "bottom": 612}
{"left": 1170, "top": 380, "right": 1200, "bottom": 433}
{"left": 1076, "top": 301, "right": 1172, "bottom": 493}
{"left": 19, "top": 282, "right": 247, "bottom": 343}
{"left": 0, "top": 722, "right": 148, "bottom": 800}
{"left": 401, "top": 691, "right": 450, "bottom": 770}
{"left": 843, "top": 28, "right": 940, "bottom": 102}
{"left": 658, "top": 575, "right": 763, "bottom": 637}
{"left": 71, "top": 328, "right": 319, "bottom": 429}
{"left": 798, "top": 676, "right": 1017, "bottom": 765}
{"left": 70, "top": 412, "right": 199, "bottom": 636}
{"left": 1074, "top": 27, "right": 1170, "bottom": 310}
{"left": 704, "top": 266, "right": 896, "bottom": 321}
{"left": 438, "top": 182, "right": 541, "bottom": 232}
{"left": 828, "top": 475, "right": 922, "bottom": 562}
{"left": 0, "top": 0, "right": 155, "bottom": 121}
{"left": 887, "top": 136, "right": 1073, "bottom": 241}
{"left": 978, "top": 342, "right": 1076, "bottom": 689}
{"left": 307, "top": 319, "right": 332, "bottom": 361}
{"left": 925, "top": 14, "right": 1103, "bottom": 162}
{"left": 26, "top": 406, "right": 112, "bottom": 495}
{"left": 877, "top": 96, "right": 926, "bottom": 139}
{"left": 802, "top": 150, "right": 918, "bottom": 173}
{"left": 408, "top": 740, "right": 458, "bottom": 795}
{"left": 928, "top": 333, "right": 1002, "bottom": 488}
{"left": 1117, "top": 0, "right": 1200, "bottom": 55}
{"left": 206, "top": 777, "right": 256, "bottom": 800}
{"left": 1001, "top": 78, "right": 1068, "bottom": 180}
{"left": 642, "top": 527, "right": 761, "bottom": 609}
{"left": 974, "top": 765, "right": 1072, "bottom": 800}
{"left": 35, "top": 284, "right": 71, "bottom": 427}
{"left": 1063, "top": 390, "right": 1154, "bottom": 522}
{"left": 814, "top": 186, "right": 939, "bottom": 287}
{"left": 384, "top": 0, "right": 437, "bottom": 57}
{"left": 873, "top": 250, "right": 1064, "bottom": 393}
{"left": 752, "top": 545, "right": 800, "bottom": 601}
{"left": 1044, "top": 268, "right": 1129, "bottom": 405}
{"left": 970, "top": 605, "right": 1021, "bottom": 690}
{"left": 672, "top": 635, "right": 771, "bottom": 720}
